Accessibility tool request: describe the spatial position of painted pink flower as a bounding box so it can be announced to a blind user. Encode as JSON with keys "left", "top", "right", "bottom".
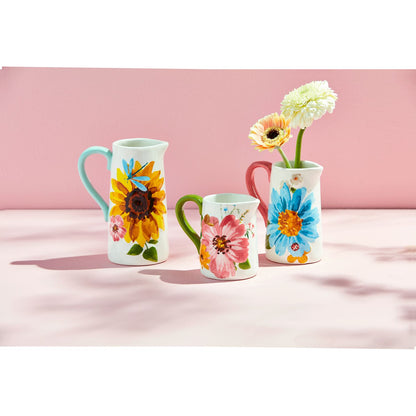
{"left": 201, "top": 214, "right": 249, "bottom": 279}
{"left": 110, "top": 215, "right": 127, "bottom": 241}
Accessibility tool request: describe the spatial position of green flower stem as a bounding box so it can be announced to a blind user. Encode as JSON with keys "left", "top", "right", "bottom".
{"left": 294, "top": 128, "right": 306, "bottom": 168}
{"left": 277, "top": 146, "right": 292, "bottom": 168}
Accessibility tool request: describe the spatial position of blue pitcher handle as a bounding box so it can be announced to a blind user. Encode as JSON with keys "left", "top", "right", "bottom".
{"left": 78, "top": 146, "right": 112, "bottom": 221}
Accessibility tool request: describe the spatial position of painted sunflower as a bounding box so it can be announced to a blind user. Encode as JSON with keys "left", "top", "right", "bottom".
{"left": 110, "top": 161, "right": 166, "bottom": 247}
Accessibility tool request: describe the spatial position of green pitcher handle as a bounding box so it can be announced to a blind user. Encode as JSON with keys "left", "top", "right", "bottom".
{"left": 175, "top": 194, "right": 203, "bottom": 252}
{"left": 78, "top": 146, "right": 113, "bottom": 221}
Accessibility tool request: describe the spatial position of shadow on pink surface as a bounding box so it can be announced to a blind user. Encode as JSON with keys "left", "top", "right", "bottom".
{"left": 325, "top": 242, "right": 416, "bottom": 262}
{"left": 138, "top": 269, "right": 238, "bottom": 285}
{"left": 296, "top": 274, "right": 416, "bottom": 300}
{"left": 27, "top": 281, "right": 214, "bottom": 336}
{"left": 258, "top": 253, "right": 292, "bottom": 268}
{"left": 9, "top": 253, "right": 286, "bottom": 272}
{"left": 401, "top": 306, "right": 416, "bottom": 321}
{"left": 11, "top": 254, "right": 125, "bottom": 270}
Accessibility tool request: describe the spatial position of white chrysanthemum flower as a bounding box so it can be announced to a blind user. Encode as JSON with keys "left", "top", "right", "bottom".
{"left": 280, "top": 80, "right": 337, "bottom": 129}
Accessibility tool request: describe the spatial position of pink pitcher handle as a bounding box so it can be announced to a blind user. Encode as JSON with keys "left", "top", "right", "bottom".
{"left": 246, "top": 161, "right": 272, "bottom": 226}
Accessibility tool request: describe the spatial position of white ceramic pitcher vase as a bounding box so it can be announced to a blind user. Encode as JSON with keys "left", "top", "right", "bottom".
{"left": 246, "top": 160, "right": 323, "bottom": 264}
{"left": 78, "top": 138, "right": 169, "bottom": 265}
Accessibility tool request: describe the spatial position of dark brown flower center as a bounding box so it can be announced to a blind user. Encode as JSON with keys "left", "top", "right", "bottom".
{"left": 212, "top": 235, "right": 231, "bottom": 254}
{"left": 112, "top": 224, "right": 119, "bottom": 232}
{"left": 267, "top": 128, "right": 279, "bottom": 139}
{"left": 125, "top": 188, "right": 154, "bottom": 220}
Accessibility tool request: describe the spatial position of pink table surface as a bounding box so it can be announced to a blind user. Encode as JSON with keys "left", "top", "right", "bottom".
{"left": 1, "top": 209, "right": 415, "bottom": 348}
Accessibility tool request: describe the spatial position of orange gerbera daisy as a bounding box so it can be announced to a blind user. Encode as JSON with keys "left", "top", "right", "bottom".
{"left": 249, "top": 113, "right": 291, "bottom": 152}
{"left": 110, "top": 161, "right": 166, "bottom": 247}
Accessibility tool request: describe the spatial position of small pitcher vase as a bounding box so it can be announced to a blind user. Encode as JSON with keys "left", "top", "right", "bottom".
{"left": 175, "top": 193, "right": 260, "bottom": 280}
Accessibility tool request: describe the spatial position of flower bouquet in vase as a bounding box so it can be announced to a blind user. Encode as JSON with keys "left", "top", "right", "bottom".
{"left": 246, "top": 81, "right": 337, "bottom": 264}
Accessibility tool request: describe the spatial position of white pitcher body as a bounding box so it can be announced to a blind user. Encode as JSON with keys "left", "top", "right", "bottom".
{"left": 265, "top": 161, "right": 323, "bottom": 264}
{"left": 79, "top": 138, "right": 169, "bottom": 265}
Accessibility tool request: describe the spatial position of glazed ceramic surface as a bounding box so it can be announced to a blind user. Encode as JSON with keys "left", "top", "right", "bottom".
{"left": 79, "top": 138, "right": 169, "bottom": 265}
{"left": 176, "top": 193, "right": 260, "bottom": 280}
{"left": 246, "top": 160, "right": 323, "bottom": 264}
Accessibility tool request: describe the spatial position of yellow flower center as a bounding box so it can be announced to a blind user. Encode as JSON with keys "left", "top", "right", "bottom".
{"left": 213, "top": 235, "right": 231, "bottom": 254}
{"left": 263, "top": 127, "right": 283, "bottom": 145}
{"left": 278, "top": 210, "right": 303, "bottom": 237}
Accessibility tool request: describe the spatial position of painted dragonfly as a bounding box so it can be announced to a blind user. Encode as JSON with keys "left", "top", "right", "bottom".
{"left": 122, "top": 158, "right": 150, "bottom": 192}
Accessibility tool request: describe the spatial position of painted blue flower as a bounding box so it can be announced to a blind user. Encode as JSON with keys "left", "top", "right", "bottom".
{"left": 122, "top": 158, "right": 150, "bottom": 192}
{"left": 267, "top": 183, "right": 320, "bottom": 257}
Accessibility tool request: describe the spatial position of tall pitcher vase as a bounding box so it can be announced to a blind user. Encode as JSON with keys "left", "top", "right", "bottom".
{"left": 245, "top": 80, "right": 337, "bottom": 264}
{"left": 78, "top": 138, "right": 169, "bottom": 265}
{"left": 246, "top": 160, "right": 323, "bottom": 264}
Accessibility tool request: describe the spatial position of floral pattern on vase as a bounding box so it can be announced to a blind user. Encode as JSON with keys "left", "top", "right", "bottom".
{"left": 199, "top": 244, "right": 210, "bottom": 270}
{"left": 266, "top": 183, "right": 319, "bottom": 259}
{"left": 201, "top": 214, "right": 250, "bottom": 279}
{"left": 109, "top": 215, "right": 127, "bottom": 242}
{"left": 287, "top": 250, "right": 310, "bottom": 264}
{"left": 109, "top": 159, "right": 166, "bottom": 262}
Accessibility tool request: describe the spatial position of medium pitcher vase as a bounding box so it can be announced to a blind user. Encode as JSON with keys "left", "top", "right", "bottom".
{"left": 78, "top": 138, "right": 169, "bottom": 265}
{"left": 246, "top": 160, "right": 323, "bottom": 264}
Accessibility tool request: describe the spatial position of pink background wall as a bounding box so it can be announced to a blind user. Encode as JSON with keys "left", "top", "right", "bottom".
{"left": 1, "top": 68, "right": 415, "bottom": 209}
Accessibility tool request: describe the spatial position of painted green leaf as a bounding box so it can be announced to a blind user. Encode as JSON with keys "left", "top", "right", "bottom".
{"left": 143, "top": 246, "right": 158, "bottom": 262}
{"left": 127, "top": 244, "right": 143, "bottom": 256}
{"left": 148, "top": 239, "right": 158, "bottom": 245}
{"left": 238, "top": 259, "right": 251, "bottom": 270}
{"left": 265, "top": 234, "right": 271, "bottom": 250}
